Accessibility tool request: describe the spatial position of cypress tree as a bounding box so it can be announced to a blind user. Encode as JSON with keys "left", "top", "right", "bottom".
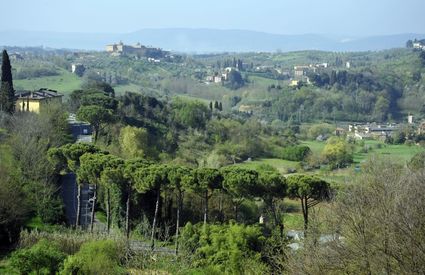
{"left": 0, "top": 50, "right": 15, "bottom": 114}
{"left": 214, "top": 101, "right": 219, "bottom": 109}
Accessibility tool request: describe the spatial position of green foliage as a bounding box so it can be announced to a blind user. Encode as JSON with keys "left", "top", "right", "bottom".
{"left": 287, "top": 174, "right": 330, "bottom": 202}
{"left": 172, "top": 98, "right": 211, "bottom": 130}
{"left": 180, "top": 222, "right": 268, "bottom": 273}
{"left": 81, "top": 72, "right": 115, "bottom": 97}
{"left": 192, "top": 168, "right": 223, "bottom": 193}
{"left": 14, "top": 64, "right": 60, "bottom": 79}
{"left": 285, "top": 158, "right": 425, "bottom": 274}
{"left": 321, "top": 137, "right": 353, "bottom": 169}
{"left": 257, "top": 166, "right": 286, "bottom": 199}
{"left": 61, "top": 240, "right": 125, "bottom": 275}
{"left": 221, "top": 166, "right": 258, "bottom": 201}
{"left": 167, "top": 165, "right": 193, "bottom": 191}
{"left": 0, "top": 165, "right": 30, "bottom": 243}
{"left": 37, "top": 195, "right": 65, "bottom": 224}
{"left": 0, "top": 50, "right": 14, "bottom": 114}
{"left": 287, "top": 174, "right": 330, "bottom": 230}
{"left": 48, "top": 143, "right": 101, "bottom": 173}
{"left": 7, "top": 108, "right": 70, "bottom": 226}
{"left": 408, "top": 151, "right": 425, "bottom": 171}
{"left": 280, "top": 145, "right": 311, "bottom": 161}
{"left": 303, "top": 123, "right": 336, "bottom": 140}
{"left": 9, "top": 239, "right": 66, "bottom": 275}
{"left": 80, "top": 92, "right": 118, "bottom": 110}
{"left": 226, "top": 70, "right": 245, "bottom": 90}
{"left": 78, "top": 153, "right": 120, "bottom": 186}
{"left": 133, "top": 164, "right": 169, "bottom": 193}
{"left": 119, "top": 125, "right": 158, "bottom": 159}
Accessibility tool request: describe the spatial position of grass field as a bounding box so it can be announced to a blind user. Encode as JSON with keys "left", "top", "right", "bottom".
{"left": 113, "top": 83, "right": 142, "bottom": 95}
{"left": 353, "top": 140, "right": 424, "bottom": 164}
{"left": 176, "top": 94, "right": 212, "bottom": 105}
{"left": 300, "top": 140, "right": 326, "bottom": 155}
{"left": 236, "top": 158, "right": 300, "bottom": 174}
{"left": 302, "top": 139, "right": 423, "bottom": 164}
{"left": 14, "top": 70, "right": 82, "bottom": 96}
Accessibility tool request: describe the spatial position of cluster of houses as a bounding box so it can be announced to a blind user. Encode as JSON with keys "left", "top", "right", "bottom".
{"left": 290, "top": 63, "right": 328, "bottom": 86}
{"left": 346, "top": 115, "right": 424, "bottom": 141}
{"left": 348, "top": 123, "right": 399, "bottom": 141}
{"left": 290, "top": 61, "right": 350, "bottom": 86}
{"left": 205, "top": 67, "right": 235, "bottom": 84}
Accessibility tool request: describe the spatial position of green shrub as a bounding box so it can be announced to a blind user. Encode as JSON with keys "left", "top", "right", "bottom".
{"left": 280, "top": 146, "right": 311, "bottom": 161}
{"left": 180, "top": 222, "right": 266, "bottom": 273}
{"left": 9, "top": 239, "right": 66, "bottom": 275}
{"left": 61, "top": 240, "right": 125, "bottom": 275}
{"left": 408, "top": 151, "right": 425, "bottom": 171}
{"left": 18, "top": 230, "right": 124, "bottom": 257}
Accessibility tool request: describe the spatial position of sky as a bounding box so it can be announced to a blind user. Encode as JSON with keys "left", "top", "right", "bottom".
{"left": 2, "top": 0, "right": 425, "bottom": 36}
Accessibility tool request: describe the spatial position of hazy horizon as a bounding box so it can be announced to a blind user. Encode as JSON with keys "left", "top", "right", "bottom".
{"left": 2, "top": 0, "right": 425, "bottom": 36}
{"left": 2, "top": 27, "right": 424, "bottom": 38}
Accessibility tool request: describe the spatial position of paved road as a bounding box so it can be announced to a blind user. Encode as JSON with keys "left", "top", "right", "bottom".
{"left": 60, "top": 174, "right": 91, "bottom": 227}
{"left": 60, "top": 173, "right": 78, "bottom": 225}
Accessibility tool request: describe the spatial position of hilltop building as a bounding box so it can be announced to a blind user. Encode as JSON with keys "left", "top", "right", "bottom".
{"left": 15, "top": 89, "right": 63, "bottom": 113}
{"left": 106, "top": 41, "right": 167, "bottom": 58}
{"left": 106, "top": 41, "right": 144, "bottom": 54}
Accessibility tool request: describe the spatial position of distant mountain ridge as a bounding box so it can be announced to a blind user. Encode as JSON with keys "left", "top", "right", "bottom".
{"left": 0, "top": 28, "right": 424, "bottom": 53}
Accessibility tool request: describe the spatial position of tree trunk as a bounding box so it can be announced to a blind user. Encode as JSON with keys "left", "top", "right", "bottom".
{"left": 164, "top": 190, "right": 168, "bottom": 220}
{"left": 234, "top": 204, "right": 238, "bottom": 221}
{"left": 90, "top": 184, "right": 97, "bottom": 233}
{"left": 218, "top": 192, "right": 224, "bottom": 222}
{"left": 175, "top": 191, "right": 182, "bottom": 255}
{"left": 270, "top": 199, "right": 284, "bottom": 238}
{"left": 106, "top": 188, "right": 111, "bottom": 234}
{"left": 203, "top": 190, "right": 209, "bottom": 226}
{"left": 93, "top": 125, "right": 99, "bottom": 143}
{"left": 125, "top": 187, "right": 131, "bottom": 240}
{"left": 76, "top": 184, "right": 81, "bottom": 228}
{"left": 302, "top": 197, "right": 308, "bottom": 232}
{"left": 151, "top": 188, "right": 160, "bottom": 250}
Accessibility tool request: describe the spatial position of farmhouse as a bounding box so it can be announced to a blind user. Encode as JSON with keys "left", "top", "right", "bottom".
{"left": 206, "top": 72, "right": 226, "bottom": 83}
{"left": 294, "top": 65, "right": 311, "bottom": 78}
{"left": 15, "top": 89, "right": 63, "bottom": 113}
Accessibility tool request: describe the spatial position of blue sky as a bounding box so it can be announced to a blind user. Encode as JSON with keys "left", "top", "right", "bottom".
{"left": 3, "top": 0, "right": 425, "bottom": 35}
